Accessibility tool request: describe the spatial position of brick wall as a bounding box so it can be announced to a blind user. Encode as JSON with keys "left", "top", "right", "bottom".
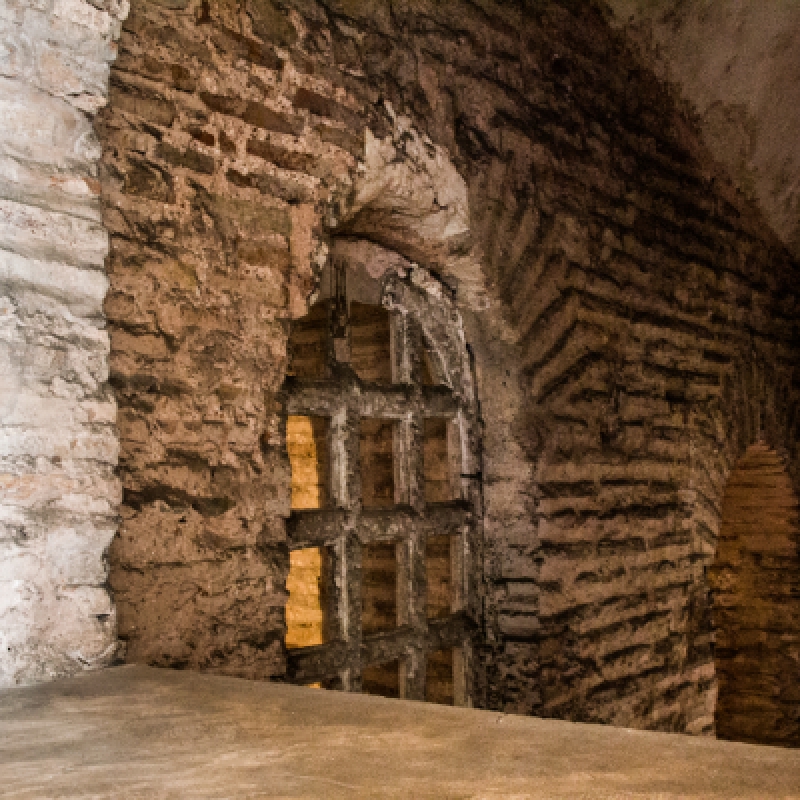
{"left": 6, "top": 0, "right": 795, "bottom": 739}
{"left": 99, "top": 0, "right": 800, "bottom": 731}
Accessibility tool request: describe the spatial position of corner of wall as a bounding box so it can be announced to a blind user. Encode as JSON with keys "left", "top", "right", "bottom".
{"left": 0, "top": 0, "right": 128, "bottom": 686}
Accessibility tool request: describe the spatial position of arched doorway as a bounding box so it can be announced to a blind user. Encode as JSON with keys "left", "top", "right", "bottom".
{"left": 710, "top": 443, "right": 800, "bottom": 747}
{"left": 280, "top": 239, "right": 482, "bottom": 705}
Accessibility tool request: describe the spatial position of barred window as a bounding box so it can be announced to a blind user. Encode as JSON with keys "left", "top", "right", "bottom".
{"left": 282, "top": 241, "right": 480, "bottom": 705}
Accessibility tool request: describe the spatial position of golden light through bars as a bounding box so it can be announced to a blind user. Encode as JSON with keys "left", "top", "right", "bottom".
{"left": 285, "top": 547, "right": 326, "bottom": 650}
{"left": 287, "top": 415, "right": 329, "bottom": 510}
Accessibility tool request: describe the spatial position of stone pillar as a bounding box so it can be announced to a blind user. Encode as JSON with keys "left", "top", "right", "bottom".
{"left": 0, "top": 0, "right": 127, "bottom": 685}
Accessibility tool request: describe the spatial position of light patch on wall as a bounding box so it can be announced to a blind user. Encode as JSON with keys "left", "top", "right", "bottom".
{"left": 334, "top": 106, "right": 487, "bottom": 309}
{"left": 285, "top": 548, "right": 325, "bottom": 650}
{"left": 287, "top": 415, "right": 329, "bottom": 510}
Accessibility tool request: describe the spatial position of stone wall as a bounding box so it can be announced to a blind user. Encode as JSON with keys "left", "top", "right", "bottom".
{"left": 4, "top": 0, "right": 799, "bottom": 743}
{"left": 96, "top": 0, "right": 318, "bottom": 676}
{"left": 0, "top": 0, "right": 127, "bottom": 686}
{"left": 95, "top": 0, "right": 800, "bottom": 738}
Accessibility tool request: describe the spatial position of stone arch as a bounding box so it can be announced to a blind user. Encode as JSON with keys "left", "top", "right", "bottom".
{"left": 684, "top": 350, "right": 800, "bottom": 740}
{"left": 708, "top": 443, "right": 800, "bottom": 746}
{"left": 280, "top": 236, "right": 482, "bottom": 703}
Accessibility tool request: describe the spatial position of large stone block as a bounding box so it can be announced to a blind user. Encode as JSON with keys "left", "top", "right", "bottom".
{"left": 0, "top": 77, "right": 101, "bottom": 170}
{"left": 0, "top": 197, "right": 108, "bottom": 269}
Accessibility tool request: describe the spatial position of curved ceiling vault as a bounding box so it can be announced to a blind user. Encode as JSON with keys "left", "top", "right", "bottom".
{"left": 608, "top": 0, "right": 800, "bottom": 260}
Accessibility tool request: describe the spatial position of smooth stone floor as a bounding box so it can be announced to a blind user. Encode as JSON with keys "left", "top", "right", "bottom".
{"left": 0, "top": 666, "right": 798, "bottom": 799}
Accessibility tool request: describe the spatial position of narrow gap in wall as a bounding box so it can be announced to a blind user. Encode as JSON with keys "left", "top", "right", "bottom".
{"left": 285, "top": 547, "right": 327, "bottom": 650}
{"left": 362, "top": 659, "right": 400, "bottom": 698}
{"left": 426, "top": 534, "right": 452, "bottom": 620}
{"left": 287, "top": 415, "right": 330, "bottom": 510}
{"left": 350, "top": 302, "right": 392, "bottom": 384}
{"left": 360, "top": 418, "right": 395, "bottom": 509}
{"left": 362, "top": 541, "right": 398, "bottom": 634}
{"left": 287, "top": 301, "right": 329, "bottom": 381}
{"left": 425, "top": 649, "right": 455, "bottom": 705}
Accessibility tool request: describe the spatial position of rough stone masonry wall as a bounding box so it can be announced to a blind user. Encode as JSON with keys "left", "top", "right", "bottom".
{"left": 97, "top": 0, "right": 800, "bottom": 737}
{"left": 0, "top": 0, "right": 774, "bottom": 737}
{"left": 96, "top": 0, "right": 325, "bottom": 676}
{"left": 0, "top": 0, "right": 127, "bottom": 686}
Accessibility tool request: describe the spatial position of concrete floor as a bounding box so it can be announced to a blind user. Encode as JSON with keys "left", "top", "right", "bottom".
{"left": 0, "top": 667, "right": 798, "bottom": 798}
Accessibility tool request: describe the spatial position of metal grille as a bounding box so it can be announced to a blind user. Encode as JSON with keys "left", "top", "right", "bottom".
{"left": 282, "top": 250, "right": 480, "bottom": 704}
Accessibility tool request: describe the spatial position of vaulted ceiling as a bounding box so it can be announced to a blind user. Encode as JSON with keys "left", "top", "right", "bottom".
{"left": 608, "top": 0, "right": 800, "bottom": 260}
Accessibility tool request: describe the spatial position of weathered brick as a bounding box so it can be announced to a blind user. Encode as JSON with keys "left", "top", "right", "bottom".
{"left": 241, "top": 102, "right": 303, "bottom": 135}
{"left": 293, "top": 87, "right": 334, "bottom": 119}
{"left": 246, "top": 138, "right": 316, "bottom": 173}
{"left": 246, "top": 0, "right": 298, "bottom": 47}
{"left": 156, "top": 143, "right": 216, "bottom": 175}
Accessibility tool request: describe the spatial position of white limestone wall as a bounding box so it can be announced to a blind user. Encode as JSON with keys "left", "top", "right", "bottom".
{"left": 0, "top": 0, "right": 126, "bottom": 685}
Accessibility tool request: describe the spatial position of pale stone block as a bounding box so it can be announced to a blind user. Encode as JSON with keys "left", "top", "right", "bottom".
{"left": 52, "top": 0, "right": 115, "bottom": 37}
{"left": 46, "top": 526, "right": 113, "bottom": 585}
{"left": 0, "top": 579, "right": 38, "bottom": 639}
{"left": 0, "top": 341, "right": 22, "bottom": 426}
{"left": 0, "top": 543, "right": 41, "bottom": 583}
{"left": 53, "top": 585, "right": 117, "bottom": 664}
{"left": 0, "top": 156, "right": 100, "bottom": 221}
{"left": 0, "top": 18, "right": 34, "bottom": 80}
{"left": 0, "top": 424, "right": 118, "bottom": 462}
{"left": 0, "top": 77, "right": 100, "bottom": 169}
{"left": 33, "top": 37, "right": 113, "bottom": 112}
{"left": 0, "top": 324, "right": 111, "bottom": 416}
{"left": 0, "top": 252, "right": 108, "bottom": 314}
{"left": 0, "top": 577, "right": 42, "bottom": 684}
{"left": 0, "top": 472, "right": 120, "bottom": 523}
{"left": 0, "top": 197, "right": 108, "bottom": 269}
{"left": 1, "top": 390, "right": 112, "bottom": 427}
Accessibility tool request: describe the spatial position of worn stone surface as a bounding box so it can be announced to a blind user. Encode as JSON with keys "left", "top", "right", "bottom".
{"left": 0, "top": 0, "right": 127, "bottom": 686}
{"left": 2, "top": 666, "right": 800, "bottom": 799}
